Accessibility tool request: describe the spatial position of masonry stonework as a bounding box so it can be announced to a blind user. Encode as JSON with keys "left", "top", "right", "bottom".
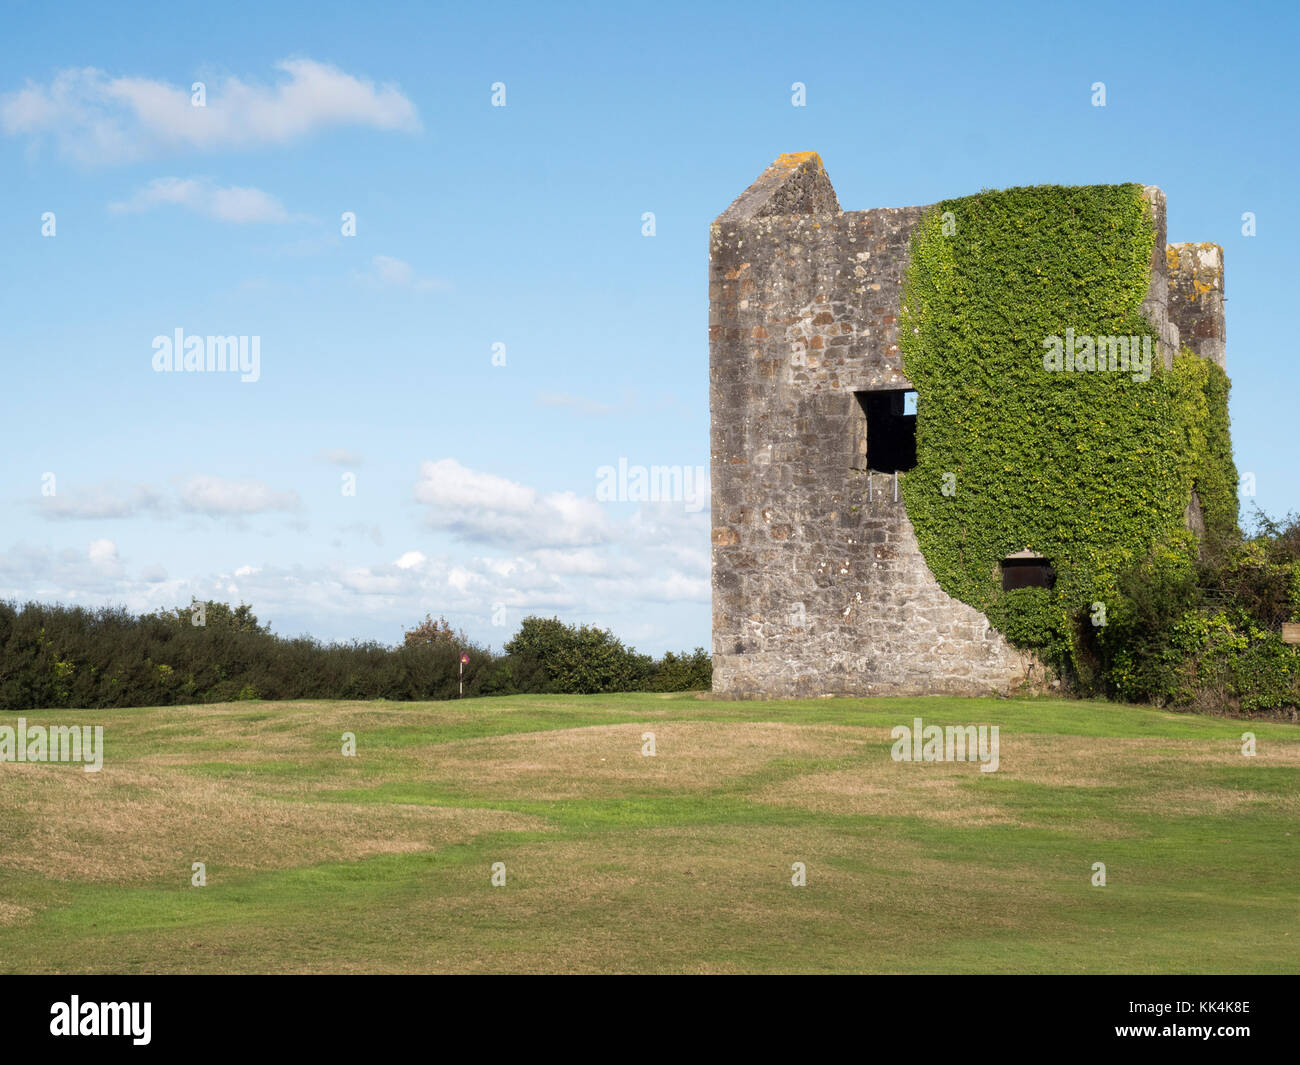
{"left": 708, "top": 153, "right": 1225, "bottom": 699}
{"left": 1166, "top": 242, "right": 1226, "bottom": 368}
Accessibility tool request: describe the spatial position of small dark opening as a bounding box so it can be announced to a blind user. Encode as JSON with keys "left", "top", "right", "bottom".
{"left": 855, "top": 389, "right": 916, "bottom": 473}
{"left": 1001, "top": 557, "right": 1056, "bottom": 590}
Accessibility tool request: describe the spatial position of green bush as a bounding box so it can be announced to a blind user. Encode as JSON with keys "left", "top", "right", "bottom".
{"left": 648, "top": 648, "right": 713, "bottom": 692}
{"left": 1091, "top": 540, "right": 1201, "bottom": 705}
{"left": 1172, "top": 609, "right": 1300, "bottom": 714}
{"left": 502, "top": 616, "right": 654, "bottom": 694}
{"left": 1082, "top": 516, "right": 1300, "bottom": 714}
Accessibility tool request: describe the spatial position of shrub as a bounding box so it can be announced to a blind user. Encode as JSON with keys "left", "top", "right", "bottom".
{"left": 1081, "top": 515, "right": 1300, "bottom": 714}
{"left": 502, "top": 616, "right": 654, "bottom": 695}
{"left": 402, "top": 614, "right": 467, "bottom": 648}
{"left": 647, "top": 648, "right": 713, "bottom": 692}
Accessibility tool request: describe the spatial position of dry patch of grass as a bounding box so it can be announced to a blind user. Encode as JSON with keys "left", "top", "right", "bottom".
{"left": 416, "top": 721, "right": 871, "bottom": 801}
{"left": 133, "top": 701, "right": 440, "bottom": 759}
{"left": 759, "top": 765, "right": 1020, "bottom": 825}
{"left": 756, "top": 732, "right": 1300, "bottom": 828}
{"left": 0, "top": 900, "right": 34, "bottom": 926}
{"left": 0, "top": 763, "right": 546, "bottom": 887}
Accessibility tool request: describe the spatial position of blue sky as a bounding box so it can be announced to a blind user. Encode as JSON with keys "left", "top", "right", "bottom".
{"left": 2, "top": 0, "right": 1296, "bottom": 653}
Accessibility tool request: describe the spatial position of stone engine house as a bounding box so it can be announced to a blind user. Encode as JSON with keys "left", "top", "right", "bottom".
{"left": 708, "top": 152, "right": 1226, "bottom": 699}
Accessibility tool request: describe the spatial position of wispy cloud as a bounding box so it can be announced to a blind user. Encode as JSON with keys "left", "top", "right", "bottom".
{"left": 355, "top": 254, "right": 450, "bottom": 292}
{"left": 110, "top": 177, "right": 293, "bottom": 223}
{"left": 0, "top": 539, "right": 129, "bottom": 593}
{"left": 177, "top": 475, "right": 301, "bottom": 516}
{"left": 36, "top": 478, "right": 302, "bottom": 521}
{"left": 2, "top": 58, "right": 421, "bottom": 164}
{"left": 38, "top": 483, "right": 166, "bottom": 520}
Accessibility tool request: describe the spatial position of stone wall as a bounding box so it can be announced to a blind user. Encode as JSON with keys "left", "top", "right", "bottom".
{"left": 709, "top": 153, "right": 1043, "bottom": 698}
{"left": 1141, "top": 187, "right": 1181, "bottom": 367}
{"left": 1166, "top": 242, "right": 1226, "bottom": 368}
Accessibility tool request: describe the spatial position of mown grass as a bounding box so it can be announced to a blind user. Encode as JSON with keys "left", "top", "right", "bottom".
{"left": 1, "top": 693, "right": 1296, "bottom": 973}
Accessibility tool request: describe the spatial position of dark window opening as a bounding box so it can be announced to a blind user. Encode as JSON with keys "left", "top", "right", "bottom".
{"left": 853, "top": 389, "right": 917, "bottom": 473}
{"left": 1001, "top": 556, "right": 1056, "bottom": 590}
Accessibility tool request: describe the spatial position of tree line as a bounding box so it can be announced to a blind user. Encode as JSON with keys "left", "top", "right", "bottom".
{"left": 0, "top": 601, "right": 712, "bottom": 710}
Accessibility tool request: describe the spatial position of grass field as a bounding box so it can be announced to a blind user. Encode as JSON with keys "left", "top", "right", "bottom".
{"left": 1, "top": 693, "right": 1297, "bottom": 973}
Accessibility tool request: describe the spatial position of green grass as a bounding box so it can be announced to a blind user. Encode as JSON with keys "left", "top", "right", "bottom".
{"left": 1, "top": 692, "right": 1296, "bottom": 973}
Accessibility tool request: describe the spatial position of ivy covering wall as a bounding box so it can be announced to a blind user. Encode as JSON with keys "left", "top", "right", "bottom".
{"left": 898, "top": 184, "right": 1238, "bottom": 678}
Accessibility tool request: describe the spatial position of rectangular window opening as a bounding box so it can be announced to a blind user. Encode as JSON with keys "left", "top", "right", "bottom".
{"left": 1001, "top": 556, "right": 1056, "bottom": 590}
{"left": 853, "top": 389, "right": 917, "bottom": 474}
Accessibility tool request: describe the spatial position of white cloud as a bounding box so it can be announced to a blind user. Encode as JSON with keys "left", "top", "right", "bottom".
{"left": 36, "top": 478, "right": 312, "bottom": 523}
{"left": 394, "top": 551, "right": 426, "bottom": 569}
{"left": 355, "top": 254, "right": 449, "bottom": 292}
{"left": 414, "top": 459, "right": 611, "bottom": 548}
{"left": 338, "top": 567, "right": 404, "bottom": 595}
{"left": 178, "top": 475, "right": 301, "bottom": 516}
{"left": 2, "top": 58, "right": 420, "bottom": 164}
{"left": 38, "top": 483, "right": 165, "bottom": 520}
{"left": 87, "top": 538, "right": 118, "bottom": 565}
{"left": 110, "top": 177, "right": 292, "bottom": 223}
{"left": 527, "top": 547, "right": 614, "bottom": 576}
{"left": 0, "top": 542, "right": 126, "bottom": 597}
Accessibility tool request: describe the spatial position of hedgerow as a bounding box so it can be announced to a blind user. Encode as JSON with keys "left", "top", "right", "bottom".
{"left": 0, "top": 601, "right": 711, "bottom": 710}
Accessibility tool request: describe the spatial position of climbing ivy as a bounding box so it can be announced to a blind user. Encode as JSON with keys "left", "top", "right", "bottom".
{"left": 899, "top": 184, "right": 1238, "bottom": 678}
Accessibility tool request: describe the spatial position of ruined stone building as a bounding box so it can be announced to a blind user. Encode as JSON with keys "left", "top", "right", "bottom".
{"left": 709, "top": 152, "right": 1227, "bottom": 698}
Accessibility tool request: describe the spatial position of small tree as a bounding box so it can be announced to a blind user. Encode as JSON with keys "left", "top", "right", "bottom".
{"left": 403, "top": 614, "right": 466, "bottom": 648}
{"left": 503, "top": 615, "right": 653, "bottom": 694}
{"left": 150, "top": 598, "right": 270, "bottom": 635}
